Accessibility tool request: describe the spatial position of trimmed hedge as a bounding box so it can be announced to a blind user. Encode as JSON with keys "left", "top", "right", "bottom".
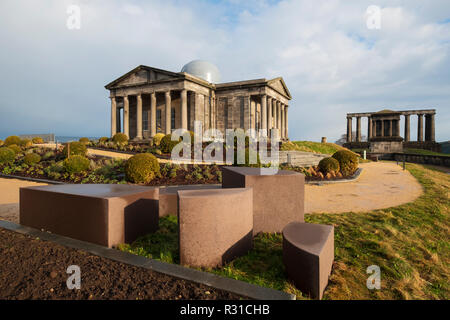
{"left": 152, "top": 133, "right": 165, "bottom": 146}
{"left": 79, "top": 137, "right": 90, "bottom": 144}
{"left": 32, "top": 137, "right": 44, "bottom": 144}
{"left": 332, "top": 150, "right": 358, "bottom": 176}
{"left": 23, "top": 153, "right": 41, "bottom": 165}
{"left": 62, "top": 142, "right": 87, "bottom": 157}
{"left": 4, "top": 136, "right": 21, "bottom": 146}
{"left": 0, "top": 147, "right": 15, "bottom": 164}
{"left": 125, "top": 153, "right": 160, "bottom": 184}
{"left": 160, "top": 134, "right": 181, "bottom": 154}
{"left": 63, "top": 155, "right": 90, "bottom": 174}
{"left": 113, "top": 133, "right": 129, "bottom": 144}
{"left": 99, "top": 137, "right": 109, "bottom": 143}
{"left": 318, "top": 157, "right": 340, "bottom": 174}
{"left": 8, "top": 144, "right": 22, "bottom": 154}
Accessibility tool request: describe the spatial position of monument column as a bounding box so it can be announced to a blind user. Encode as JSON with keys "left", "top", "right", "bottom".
{"left": 277, "top": 101, "right": 282, "bottom": 131}
{"left": 261, "top": 94, "right": 267, "bottom": 136}
{"left": 285, "top": 105, "right": 289, "bottom": 139}
{"left": 110, "top": 97, "right": 117, "bottom": 137}
{"left": 272, "top": 99, "right": 277, "bottom": 131}
{"left": 123, "top": 95, "right": 129, "bottom": 138}
{"left": 250, "top": 98, "right": 256, "bottom": 131}
{"left": 267, "top": 97, "right": 272, "bottom": 131}
{"left": 150, "top": 92, "right": 156, "bottom": 137}
{"left": 356, "top": 116, "right": 361, "bottom": 142}
{"left": 430, "top": 113, "right": 435, "bottom": 142}
{"left": 404, "top": 114, "right": 410, "bottom": 142}
{"left": 165, "top": 91, "right": 171, "bottom": 134}
{"left": 136, "top": 94, "right": 143, "bottom": 139}
{"left": 346, "top": 117, "right": 352, "bottom": 142}
{"left": 389, "top": 120, "right": 393, "bottom": 137}
{"left": 380, "top": 120, "right": 384, "bottom": 137}
{"left": 368, "top": 117, "right": 372, "bottom": 140}
{"left": 418, "top": 114, "right": 424, "bottom": 142}
{"left": 281, "top": 104, "right": 285, "bottom": 139}
{"left": 181, "top": 89, "right": 188, "bottom": 130}
{"left": 396, "top": 119, "right": 400, "bottom": 137}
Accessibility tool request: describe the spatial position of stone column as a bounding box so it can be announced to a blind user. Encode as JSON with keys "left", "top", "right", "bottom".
{"left": 285, "top": 105, "right": 289, "bottom": 139}
{"left": 267, "top": 97, "right": 272, "bottom": 131}
{"left": 123, "top": 95, "right": 129, "bottom": 138}
{"left": 281, "top": 104, "right": 285, "bottom": 139}
{"left": 181, "top": 89, "right": 188, "bottom": 130}
{"left": 356, "top": 116, "right": 361, "bottom": 142}
{"left": 277, "top": 101, "right": 282, "bottom": 131}
{"left": 346, "top": 117, "right": 352, "bottom": 142}
{"left": 110, "top": 97, "right": 117, "bottom": 137}
{"left": 367, "top": 117, "right": 372, "bottom": 140}
{"left": 372, "top": 120, "right": 376, "bottom": 137}
{"left": 150, "top": 92, "right": 156, "bottom": 137}
{"left": 261, "top": 95, "right": 267, "bottom": 136}
{"left": 389, "top": 120, "right": 393, "bottom": 137}
{"left": 165, "top": 91, "right": 171, "bottom": 134}
{"left": 396, "top": 119, "right": 400, "bottom": 137}
{"left": 404, "top": 115, "right": 410, "bottom": 142}
{"left": 430, "top": 113, "right": 435, "bottom": 142}
{"left": 136, "top": 94, "right": 143, "bottom": 139}
{"left": 272, "top": 99, "right": 277, "bottom": 130}
{"left": 381, "top": 120, "right": 384, "bottom": 137}
{"left": 418, "top": 114, "right": 424, "bottom": 142}
{"left": 250, "top": 98, "right": 256, "bottom": 131}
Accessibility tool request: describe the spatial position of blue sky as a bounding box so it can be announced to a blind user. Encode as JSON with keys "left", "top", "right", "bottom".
{"left": 0, "top": 0, "right": 449, "bottom": 142}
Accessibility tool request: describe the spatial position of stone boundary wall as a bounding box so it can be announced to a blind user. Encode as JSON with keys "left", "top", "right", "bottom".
{"left": 279, "top": 151, "right": 328, "bottom": 167}
{"left": 392, "top": 153, "right": 450, "bottom": 167}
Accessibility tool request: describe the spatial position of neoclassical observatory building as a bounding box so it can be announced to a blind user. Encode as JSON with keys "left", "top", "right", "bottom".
{"left": 105, "top": 60, "right": 292, "bottom": 140}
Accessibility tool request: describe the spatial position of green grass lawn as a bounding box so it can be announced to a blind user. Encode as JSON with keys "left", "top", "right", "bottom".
{"left": 119, "top": 163, "right": 449, "bottom": 299}
{"left": 403, "top": 148, "right": 450, "bottom": 157}
{"left": 282, "top": 141, "right": 353, "bottom": 155}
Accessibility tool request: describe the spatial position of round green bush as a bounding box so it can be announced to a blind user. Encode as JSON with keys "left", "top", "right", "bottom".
{"left": 125, "top": 153, "right": 160, "bottom": 184}
{"left": 318, "top": 157, "right": 340, "bottom": 174}
{"left": 19, "top": 139, "right": 32, "bottom": 148}
{"left": 8, "top": 144, "right": 22, "bottom": 154}
{"left": 32, "top": 137, "right": 44, "bottom": 144}
{"left": 159, "top": 134, "right": 181, "bottom": 154}
{"left": 152, "top": 133, "right": 165, "bottom": 146}
{"left": 0, "top": 140, "right": 3, "bottom": 146}
{"left": 79, "top": 137, "right": 90, "bottom": 144}
{"left": 23, "top": 153, "right": 41, "bottom": 165}
{"left": 332, "top": 150, "right": 358, "bottom": 176}
{"left": 63, "top": 155, "right": 90, "bottom": 174}
{"left": 0, "top": 147, "right": 15, "bottom": 164}
{"left": 62, "top": 142, "right": 87, "bottom": 157}
{"left": 4, "top": 135, "right": 21, "bottom": 146}
{"left": 112, "top": 133, "right": 129, "bottom": 144}
{"left": 99, "top": 137, "right": 109, "bottom": 143}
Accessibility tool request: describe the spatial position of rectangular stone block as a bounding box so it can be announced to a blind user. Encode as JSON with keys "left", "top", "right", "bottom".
{"left": 222, "top": 166, "right": 305, "bottom": 234}
{"left": 20, "top": 184, "right": 159, "bottom": 248}
{"left": 177, "top": 188, "right": 253, "bottom": 268}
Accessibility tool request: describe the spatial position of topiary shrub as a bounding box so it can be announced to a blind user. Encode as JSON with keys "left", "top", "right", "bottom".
{"left": 160, "top": 134, "right": 181, "bottom": 154}
{"left": 23, "top": 153, "right": 41, "bottom": 165}
{"left": 4, "top": 136, "right": 21, "bottom": 146}
{"left": 112, "top": 133, "right": 129, "bottom": 144}
{"left": 62, "top": 141, "right": 87, "bottom": 157}
{"left": 8, "top": 144, "right": 22, "bottom": 154}
{"left": 125, "top": 153, "right": 160, "bottom": 184}
{"left": 99, "top": 137, "right": 109, "bottom": 143}
{"left": 19, "top": 139, "right": 32, "bottom": 148}
{"left": 332, "top": 150, "right": 358, "bottom": 176}
{"left": 318, "top": 157, "right": 340, "bottom": 174}
{"left": 79, "top": 137, "right": 90, "bottom": 144}
{"left": 63, "top": 155, "right": 90, "bottom": 174}
{"left": 32, "top": 137, "right": 44, "bottom": 144}
{"left": 152, "top": 133, "right": 165, "bottom": 146}
{"left": 0, "top": 147, "right": 16, "bottom": 164}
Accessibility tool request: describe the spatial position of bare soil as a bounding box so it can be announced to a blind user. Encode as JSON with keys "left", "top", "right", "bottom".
{"left": 0, "top": 228, "right": 241, "bottom": 300}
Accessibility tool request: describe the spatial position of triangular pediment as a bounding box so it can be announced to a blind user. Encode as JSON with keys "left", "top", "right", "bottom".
{"left": 105, "top": 65, "right": 183, "bottom": 89}
{"left": 267, "top": 77, "right": 291, "bottom": 99}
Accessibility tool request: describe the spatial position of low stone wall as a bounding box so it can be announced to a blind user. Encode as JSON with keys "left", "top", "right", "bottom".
{"left": 403, "top": 141, "right": 442, "bottom": 153}
{"left": 392, "top": 153, "right": 450, "bottom": 167}
{"left": 279, "top": 151, "right": 328, "bottom": 167}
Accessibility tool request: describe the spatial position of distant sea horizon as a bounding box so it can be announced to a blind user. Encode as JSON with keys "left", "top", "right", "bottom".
{"left": 0, "top": 135, "right": 101, "bottom": 143}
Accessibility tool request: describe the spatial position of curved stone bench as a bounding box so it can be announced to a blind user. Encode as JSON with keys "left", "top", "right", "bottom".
{"left": 178, "top": 188, "right": 253, "bottom": 268}
{"left": 282, "top": 222, "right": 334, "bottom": 299}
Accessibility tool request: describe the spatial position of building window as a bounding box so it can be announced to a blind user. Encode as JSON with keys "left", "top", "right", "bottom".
{"left": 171, "top": 108, "right": 175, "bottom": 130}
{"left": 143, "top": 111, "right": 149, "bottom": 131}
{"left": 156, "top": 109, "right": 162, "bottom": 132}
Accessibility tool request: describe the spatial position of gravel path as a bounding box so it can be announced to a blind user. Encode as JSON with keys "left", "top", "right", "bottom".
{"left": 305, "top": 161, "right": 423, "bottom": 214}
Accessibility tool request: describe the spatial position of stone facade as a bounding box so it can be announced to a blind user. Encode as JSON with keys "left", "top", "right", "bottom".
{"left": 344, "top": 109, "right": 439, "bottom": 153}
{"left": 105, "top": 65, "right": 292, "bottom": 140}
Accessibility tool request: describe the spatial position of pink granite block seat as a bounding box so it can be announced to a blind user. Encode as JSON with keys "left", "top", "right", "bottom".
{"left": 282, "top": 222, "right": 334, "bottom": 299}
{"left": 177, "top": 188, "right": 253, "bottom": 268}
{"left": 222, "top": 166, "right": 305, "bottom": 234}
{"left": 20, "top": 184, "right": 159, "bottom": 248}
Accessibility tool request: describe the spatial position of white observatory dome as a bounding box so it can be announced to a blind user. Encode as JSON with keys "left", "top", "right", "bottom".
{"left": 181, "top": 60, "right": 221, "bottom": 83}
